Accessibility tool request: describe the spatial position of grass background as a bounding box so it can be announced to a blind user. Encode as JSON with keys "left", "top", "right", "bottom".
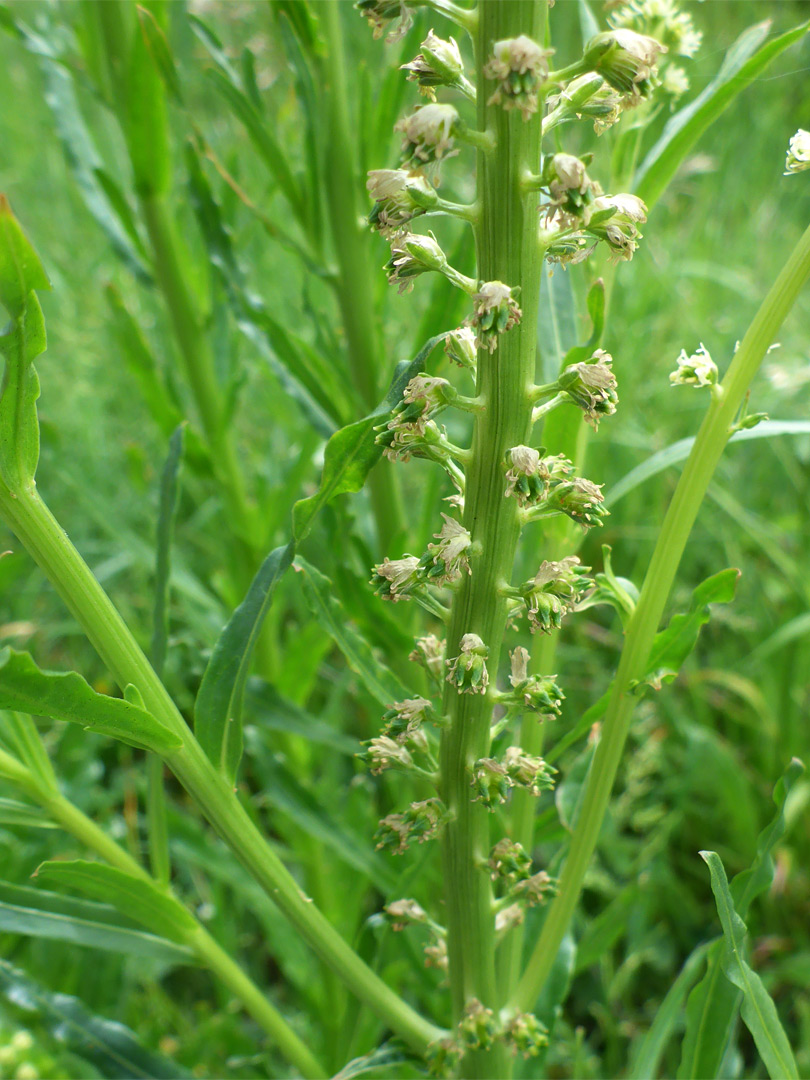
{"left": 1, "top": 1, "right": 809, "bottom": 1076}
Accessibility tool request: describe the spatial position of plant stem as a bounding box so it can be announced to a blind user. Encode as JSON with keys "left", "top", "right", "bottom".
{"left": 320, "top": 2, "right": 404, "bottom": 552}
{"left": 2, "top": 751, "right": 326, "bottom": 1079}
{"left": 438, "top": 2, "right": 547, "bottom": 1074}
{"left": 0, "top": 485, "right": 446, "bottom": 1055}
{"left": 513, "top": 220, "right": 810, "bottom": 1013}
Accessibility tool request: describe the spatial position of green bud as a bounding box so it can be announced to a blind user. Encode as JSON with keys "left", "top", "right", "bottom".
{"left": 489, "top": 837, "right": 533, "bottom": 881}
{"left": 484, "top": 35, "right": 553, "bottom": 120}
{"left": 506, "top": 1013, "right": 549, "bottom": 1058}
{"left": 446, "top": 633, "right": 489, "bottom": 694}
{"left": 584, "top": 29, "right": 666, "bottom": 100}
{"left": 459, "top": 999, "right": 497, "bottom": 1051}
{"left": 470, "top": 757, "right": 511, "bottom": 808}
{"left": 402, "top": 30, "right": 465, "bottom": 100}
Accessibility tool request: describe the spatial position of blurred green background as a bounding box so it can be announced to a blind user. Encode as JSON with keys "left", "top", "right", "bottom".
{"left": 1, "top": 1, "right": 809, "bottom": 1077}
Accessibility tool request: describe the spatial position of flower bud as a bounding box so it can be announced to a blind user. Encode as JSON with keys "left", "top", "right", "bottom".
{"left": 426, "top": 1036, "right": 462, "bottom": 1079}
{"left": 385, "top": 898, "right": 428, "bottom": 930}
{"left": 489, "top": 837, "right": 533, "bottom": 881}
{"left": 587, "top": 193, "right": 647, "bottom": 262}
{"left": 504, "top": 446, "right": 572, "bottom": 507}
{"left": 545, "top": 72, "right": 622, "bottom": 135}
{"left": 382, "top": 696, "right": 434, "bottom": 740}
{"left": 396, "top": 103, "right": 459, "bottom": 169}
{"left": 423, "top": 513, "right": 472, "bottom": 585}
{"left": 558, "top": 349, "right": 618, "bottom": 428}
{"left": 374, "top": 797, "right": 450, "bottom": 853}
{"left": 508, "top": 647, "right": 565, "bottom": 716}
{"left": 367, "top": 169, "right": 438, "bottom": 238}
{"left": 410, "top": 634, "right": 446, "bottom": 682}
{"left": 520, "top": 556, "right": 591, "bottom": 633}
{"left": 471, "top": 281, "right": 522, "bottom": 352}
{"left": 542, "top": 152, "right": 601, "bottom": 226}
{"left": 370, "top": 555, "right": 422, "bottom": 601}
{"left": 669, "top": 343, "right": 718, "bottom": 388}
{"left": 385, "top": 232, "right": 448, "bottom": 293}
{"left": 504, "top": 746, "right": 556, "bottom": 795}
{"left": 470, "top": 757, "right": 511, "bottom": 808}
{"left": 444, "top": 326, "right": 477, "bottom": 372}
{"left": 446, "top": 633, "right": 489, "bottom": 694}
{"left": 506, "top": 1013, "right": 549, "bottom": 1059}
{"left": 584, "top": 29, "right": 667, "bottom": 100}
{"left": 459, "top": 999, "right": 497, "bottom": 1051}
{"left": 356, "top": 0, "right": 412, "bottom": 43}
{"left": 402, "top": 30, "right": 465, "bottom": 100}
{"left": 546, "top": 476, "right": 608, "bottom": 528}
{"left": 484, "top": 35, "right": 553, "bottom": 120}
{"left": 785, "top": 129, "right": 810, "bottom": 175}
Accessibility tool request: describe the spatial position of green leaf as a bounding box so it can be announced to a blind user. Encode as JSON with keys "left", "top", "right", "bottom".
{"left": 292, "top": 333, "right": 447, "bottom": 540}
{"left": 700, "top": 851, "right": 798, "bottom": 1080}
{"left": 635, "top": 20, "right": 810, "bottom": 208}
{"left": 195, "top": 543, "right": 294, "bottom": 783}
{"left": 34, "top": 860, "right": 198, "bottom": 945}
{"left": 0, "top": 648, "right": 182, "bottom": 754}
{"left": 0, "top": 195, "right": 50, "bottom": 317}
{"left": 548, "top": 570, "right": 738, "bottom": 763}
{"left": 0, "top": 796, "right": 57, "bottom": 829}
{"left": 0, "top": 957, "right": 188, "bottom": 1078}
{"left": 538, "top": 267, "right": 577, "bottom": 382}
{"left": 136, "top": 4, "right": 183, "bottom": 104}
{"left": 0, "top": 710, "right": 58, "bottom": 790}
{"left": 151, "top": 424, "right": 185, "bottom": 678}
{"left": 628, "top": 942, "right": 710, "bottom": 1080}
{"left": 607, "top": 421, "right": 810, "bottom": 508}
{"left": 332, "top": 1042, "right": 414, "bottom": 1080}
{"left": 124, "top": 3, "right": 170, "bottom": 198}
{"left": 679, "top": 758, "right": 803, "bottom": 1079}
{"left": 0, "top": 880, "right": 194, "bottom": 964}
{"left": 293, "top": 558, "right": 412, "bottom": 707}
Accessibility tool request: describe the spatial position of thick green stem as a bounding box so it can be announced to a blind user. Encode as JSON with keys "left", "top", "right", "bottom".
{"left": 320, "top": 2, "right": 403, "bottom": 551}
{"left": 438, "top": 3, "right": 546, "bottom": 1075}
{"left": 0, "top": 485, "right": 445, "bottom": 1055}
{"left": 513, "top": 221, "right": 810, "bottom": 1013}
{"left": 1, "top": 752, "right": 326, "bottom": 1079}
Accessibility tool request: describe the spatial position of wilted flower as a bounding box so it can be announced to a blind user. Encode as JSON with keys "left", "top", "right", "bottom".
{"left": 423, "top": 513, "right": 472, "bottom": 584}
{"left": 558, "top": 349, "right": 618, "bottom": 427}
{"left": 385, "top": 898, "right": 428, "bottom": 930}
{"left": 410, "top": 634, "right": 446, "bottom": 682}
{"left": 381, "top": 696, "right": 434, "bottom": 740}
{"left": 513, "top": 870, "right": 556, "bottom": 906}
{"left": 670, "top": 343, "right": 718, "bottom": 388}
{"left": 356, "top": 0, "right": 412, "bottom": 42}
{"left": 386, "top": 232, "right": 448, "bottom": 293}
{"left": 584, "top": 28, "right": 667, "bottom": 101}
{"left": 370, "top": 555, "right": 422, "bottom": 600}
{"left": 484, "top": 35, "right": 553, "bottom": 120}
{"left": 402, "top": 30, "right": 465, "bottom": 99}
{"left": 459, "top": 999, "right": 497, "bottom": 1051}
{"left": 364, "top": 735, "right": 414, "bottom": 774}
{"left": 367, "top": 169, "right": 438, "bottom": 238}
{"left": 785, "top": 129, "right": 810, "bottom": 175}
{"left": 446, "top": 633, "right": 489, "bottom": 694}
{"left": 444, "top": 326, "right": 477, "bottom": 371}
{"left": 471, "top": 281, "right": 522, "bottom": 352}
{"left": 396, "top": 103, "right": 459, "bottom": 169}
{"left": 395, "top": 374, "right": 453, "bottom": 425}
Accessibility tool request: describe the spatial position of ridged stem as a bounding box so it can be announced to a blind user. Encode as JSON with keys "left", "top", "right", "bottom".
{"left": 438, "top": 3, "right": 547, "bottom": 1075}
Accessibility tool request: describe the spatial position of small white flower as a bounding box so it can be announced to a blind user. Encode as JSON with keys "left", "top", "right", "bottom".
{"left": 785, "top": 129, "right": 810, "bottom": 175}
{"left": 371, "top": 555, "right": 421, "bottom": 600}
{"left": 396, "top": 103, "right": 459, "bottom": 168}
{"left": 471, "top": 281, "right": 522, "bottom": 352}
{"left": 426, "top": 513, "right": 472, "bottom": 583}
{"left": 484, "top": 35, "right": 553, "bottom": 119}
{"left": 670, "top": 343, "right": 718, "bottom": 388}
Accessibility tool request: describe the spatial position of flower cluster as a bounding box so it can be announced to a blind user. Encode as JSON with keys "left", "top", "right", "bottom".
{"left": 506, "top": 647, "right": 566, "bottom": 717}
{"left": 517, "top": 556, "right": 593, "bottom": 634}
{"left": 375, "top": 798, "right": 451, "bottom": 854}
{"left": 545, "top": 73, "right": 623, "bottom": 136}
{"left": 385, "top": 231, "right": 449, "bottom": 293}
{"left": 484, "top": 35, "right": 553, "bottom": 120}
{"left": 670, "top": 343, "right": 718, "bottom": 388}
{"left": 459, "top": 1000, "right": 498, "bottom": 1051}
{"left": 557, "top": 349, "right": 618, "bottom": 427}
{"left": 396, "top": 103, "right": 459, "bottom": 171}
{"left": 609, "top": 0, "right": 701, "bottom": 99}
{"left": 402, "top": 30, "right": 467, "bottom": 100}
{"left": 541, "top": 152, "right": 601, "bottom": 228}
{"left": 489, "top": 837, "right": 533, "bottom": 881}
{"left": 471, "top": 749, "right": 556, "bottom": 808}
{"left": 587, "top": 193, "right": 648, "bottom": 263}
{"left": 385, "top": 898, "right": 428, "bottom": 931}
{"left": 410, "top": 634, "right": 446, "bottom": 683}
{"left": 504, "top": 446, "right": 572, "bottom": 507}
{"left": 785, "top": 129, "right": 810, "bottom": 176}
{"left": 444, "top": 326, "right": 477, "bottom": 373}
{"left": 583, "top": 28, "right": 667, "bottom": 104}
{"left": 381, "top": 696, "right": 434, "bottom": 740}
{"left": 370, "top": 555, "right": 422, "bottom": 601}
{"left": 546, "top": 476, "right": 608, "bottom": 528}
{"left": 422, "top": 513, "right": 472, "bottom": 585}
{"left": 506, "top": 1013, "right": 549, "bottom": 1059}
{"left": 367, "top": 169, "right": 438, "bottom": 239}
{"left": 471, "top": 281, "right": 522, "bottom": 352}
{"left": 355, "top": 0, "right": 412, "bottom": 42}
{"left": 446, "top": 633, "right": 489, "bottom": 694}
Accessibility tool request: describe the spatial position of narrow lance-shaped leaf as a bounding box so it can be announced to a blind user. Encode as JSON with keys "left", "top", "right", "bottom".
{"left": 0, "top": 648, "right": 182, "bottom": 754}
{"left": 293, "top": 557, "right": 412, "bottom": 707}
{"left": 549, "top": 569, "right": 739, "bottom": 763}
{"left": 678, "top": 758, "right": 804, "bottom": 1079}
{"left": 293, "top": 333, "right": 448, "bottom": 541}
{"left": 700, "top": 851, "right": 799, "bottom": 1080}
{"left": 635, "top": 19, "right": 810, "bottom": 208}
{"left": 35, "top": 860, "right": 199, "bottom": 945}
{"left": 0, "top": 957, "right": 189, "bottom": 1079}
{"left": 195, "top": 542, "right": 295, "bottom": 784}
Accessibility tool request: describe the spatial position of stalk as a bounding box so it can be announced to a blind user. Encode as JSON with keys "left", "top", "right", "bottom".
{"left": 513, "top": 220, "right": 810, "bottom": 1012}
{"left": 0, "top": 747, "right": 326, "bottom": 1080}
{"left": 438, "top": 2, "right": 547, "bottom": 1074}
{"left": 0, "top": 484, "right": 445, "bottom": 1055}
{"left": 320, "top": 3, "right": 404, "bottom": 551}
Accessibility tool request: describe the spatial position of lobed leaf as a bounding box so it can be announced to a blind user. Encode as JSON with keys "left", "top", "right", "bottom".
{"left": 0, "top": 648, "right": 182, "bottom": 754}
{"left": 195, "top": 542, "right": 295, "bottom": 784}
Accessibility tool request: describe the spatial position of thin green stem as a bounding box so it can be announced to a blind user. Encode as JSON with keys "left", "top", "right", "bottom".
{"left": 320, "top": 2, "right": 404, "bottom": 552}
{"left": 147, "top": 754, "right": 171, "bottom": 885}
{"left": 513, "top": 220, "right": 810, "bottom": 1013}
{"left": 0, "top": 485, "right": 446, "bottom": 1055}
{"left": 438, "top": 3, "right": 547, "bottom": 1076}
